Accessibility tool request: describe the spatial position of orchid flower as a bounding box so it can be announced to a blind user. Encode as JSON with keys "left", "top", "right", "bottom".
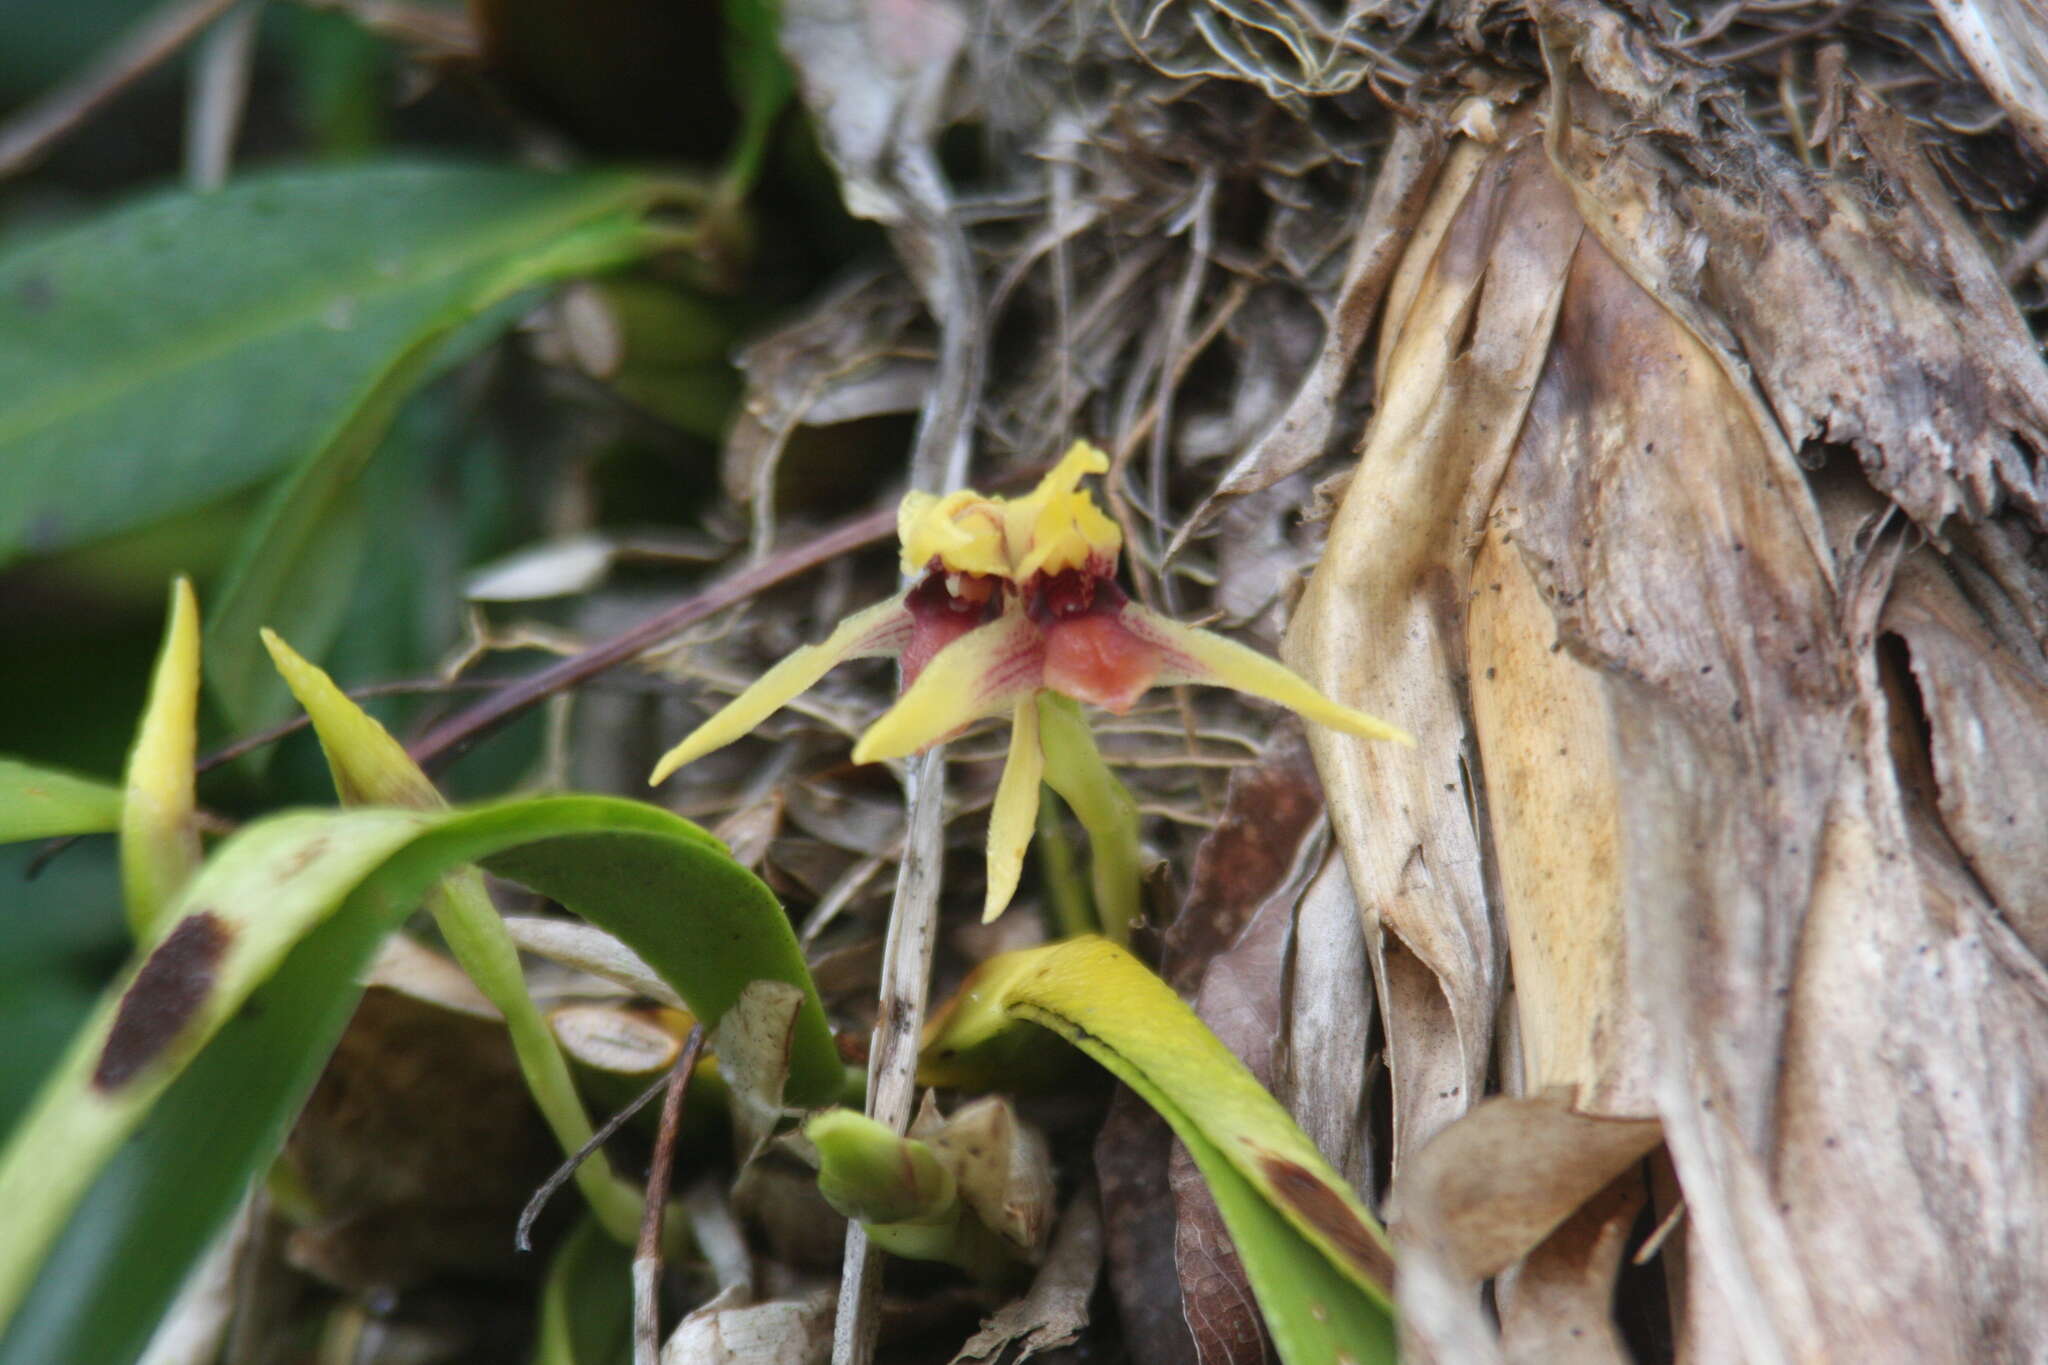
{"left": 650, "top": 441, "right": 1411, "bottom": 927}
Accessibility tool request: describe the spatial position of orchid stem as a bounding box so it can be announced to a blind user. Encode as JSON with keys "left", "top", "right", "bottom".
{"left": 1035, "top": 694, "right": 1139, "bottom": 946}
{"left": 1034, "top": 789, "right": 1096, "bottom": 940}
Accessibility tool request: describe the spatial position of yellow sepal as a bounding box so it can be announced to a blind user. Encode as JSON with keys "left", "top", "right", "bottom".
{"left": 1120, "top": 604, "right": 1415, "bottom": 746}
{"left": 850, "top": 608, "right": 1043, "bottom": 764}
{"left": 981, "top": 699, "right": 1044, "bottom": 924}
{"left": 650, "top": 596, "right": 912, "bottom": 784}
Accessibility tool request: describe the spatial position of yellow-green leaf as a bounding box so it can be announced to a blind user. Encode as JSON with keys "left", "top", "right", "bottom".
{"left": 921, "top": 935, "right": 1397, "bottom": 1364}
{"left": 0, "top": 759, "right": 121, "bottom": 845}
{"left": 0, "top": 793, "right": 830, "bottom": 1362}
{"left": 263, "top": 627, "right": 641, "bottom": 1239}
{"left": 119, "top": 578, "right": 204, "bottom": 935}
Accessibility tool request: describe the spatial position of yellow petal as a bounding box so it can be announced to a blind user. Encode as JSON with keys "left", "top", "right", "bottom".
{"left": 1007, "top": 441, "right": 1120, "bottom": 579}
{"left": 1119, "top": 604, "right": 1415, "bottom": 746}
{"left": 850, "top": 608, "right": 1044, "bottom": 764}
{"left": 650, "top": 596, "right": 913, "bottom": 784}
{"left": 982, "top": 699, "right": 1044, "bottom": 924}
{"left": 898, "top": 488, "right": 1007, "bottom": 578}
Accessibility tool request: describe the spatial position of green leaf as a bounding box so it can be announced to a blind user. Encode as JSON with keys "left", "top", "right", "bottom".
{"left": 1036, "top": 693, "right": 1140, "bottom": 943}
{"left": 0, "top": 161, "right": 684, "bottom": 730}
{"left": 720, "top": 0, "right": 794, "bottom": 196}
{"left": 921, "top": 935, "right": 1398, "bottom": 1365}
{"left": 805, "top": 1108, "right": 1022, "bottom": 1284}
{"left": 265, "top": 627, "right": 642, "bottom": 1239}
{"left": 0, "top": 793, "right": 834, "bottom": 1364}
{"left": 0, "top": 758, "right": 121, "bottom": 843}
{"left": 0, "top": 162, "right": 665, "bottom": 565}
{"left": 533, "top": 1217, "right": 634, "bottom": 1365}
{"left": 808, "top": 1108, "right": 956, "bottom": 1226}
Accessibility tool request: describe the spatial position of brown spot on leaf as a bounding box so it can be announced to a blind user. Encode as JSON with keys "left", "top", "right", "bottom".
{"left": 1253, "top": 1147, "right": 1397, "bottom": 1291}
{"left": 275, "top": 836, "right": 331, "bottom": 883}
{"left": 93, "top": 912, "right": 232, "bottom": 1090}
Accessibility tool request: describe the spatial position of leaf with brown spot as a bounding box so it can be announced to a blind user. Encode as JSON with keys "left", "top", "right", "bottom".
{"left": 91, "top": 911, "right": 232, "bottom": 1091}
{"left": 923, "top": 936, "right": 1396, "bottom": 1364}
{"left": 0, "top": 794, "right": 830, "bottom": 1363}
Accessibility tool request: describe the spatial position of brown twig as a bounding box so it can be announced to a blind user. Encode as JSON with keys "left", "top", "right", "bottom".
{"left": 196, "top": 677, "right": 498, "bottom": 774}
{"left": 635, "top": 1023, "right": 706, "bottom": 1365}
{"left": 518, "top": 1071, "right": 668, "bottom": 1253}
{"left": 0, "top": 0, "right": 244, "bottom": 179}
{"left": 407, "top": 500, "right": 899, "bottom": 772}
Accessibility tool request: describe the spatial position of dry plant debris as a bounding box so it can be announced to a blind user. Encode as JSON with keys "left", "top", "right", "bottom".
{"left": 8, "top": 0, "right": 2046, "bottom": 1361}
{"left": 672, "top": 0, "right": 2047, "bottom": 1360}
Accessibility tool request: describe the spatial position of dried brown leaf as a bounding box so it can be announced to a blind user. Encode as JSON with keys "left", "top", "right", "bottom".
{"left": 1466, "top": 525, "right": 1652, "bottom": 1116}
{"left": 1390, "top": 1092, "right": 1660, "bottom": 1285}
{"left": 1287, "top": 134, "right": 1585, "bottom": 1169}
{"left": 1538, "top": 0, "right": 2048, "bottom": 531}
{"left": 1883, "top": 551, "right": 2048, "bottom": 958}
{"left": 549, "top": 1003, "right": 682, "bottom": 1076}
{"left": 1160, "top": 725, "right": 1326, "bottom": 992}
{"left": 1931, "top": 0, "right": 2048, "bottom": 160}
{"left": 950, "top": 1194, "right": 1103, "bottom": 1365}
{"left": 1277, "top": 849, "right": 1375, "bottom": 1196}
{"left": 1495, "top": 210, "right": 1844, "bottom": 1365}
{"left": 1496, "top": 1170, "right": 1647, "bottom": 1365}
{"left": 916, "top": 1096, "right": 1057, "bottom": 1260}
{"left": 714, "top": 979, "right": 807, "bottom": 1160}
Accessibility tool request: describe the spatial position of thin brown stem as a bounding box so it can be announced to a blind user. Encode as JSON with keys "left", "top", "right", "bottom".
{"left": 195, "top": 678, "right": 498, "bottom": 774}
{"left": 0, "top": 0, "right": 243, "bottom": 179}
{"left": 635, "top": 1023, "right": 706, "bottom": 1365}
{"left": 407, "top": 501, "right": 899, "bottom": 771}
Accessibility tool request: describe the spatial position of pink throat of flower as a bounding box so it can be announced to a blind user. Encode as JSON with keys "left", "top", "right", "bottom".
{"left": 899, "top": 561, "right": 1158, "bottom": 712}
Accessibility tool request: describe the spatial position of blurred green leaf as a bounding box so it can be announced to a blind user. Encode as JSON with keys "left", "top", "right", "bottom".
{"left": 0, "top": 794, "right": 833, "bottom": 1365}
{"left": 721, "top": 0, "right": 794, "bottom": 196}
{"left": 0, "top": 162, "right": 684, "bottom": 733}
{"left": 283, "top": 6, "right": 388, "bottom": 157}
{"left": 532, "top": 1217, "right": 633, "bottom": 1365}
{"left": 0, "top": 758, "right": 121, "bottom": 843}
{"left": 0, "top": 161, "right": 664, "bottom": 566}
{"left": 0, "top": 0, "right": 155, "bottom": 101}
{"left": 0, "top": 841, "right": 125, "bottom": 1136}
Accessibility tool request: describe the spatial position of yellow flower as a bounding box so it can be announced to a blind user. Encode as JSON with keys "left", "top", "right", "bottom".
{"left": 651, "top": 440, "right": 1411, "bottom": 924}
